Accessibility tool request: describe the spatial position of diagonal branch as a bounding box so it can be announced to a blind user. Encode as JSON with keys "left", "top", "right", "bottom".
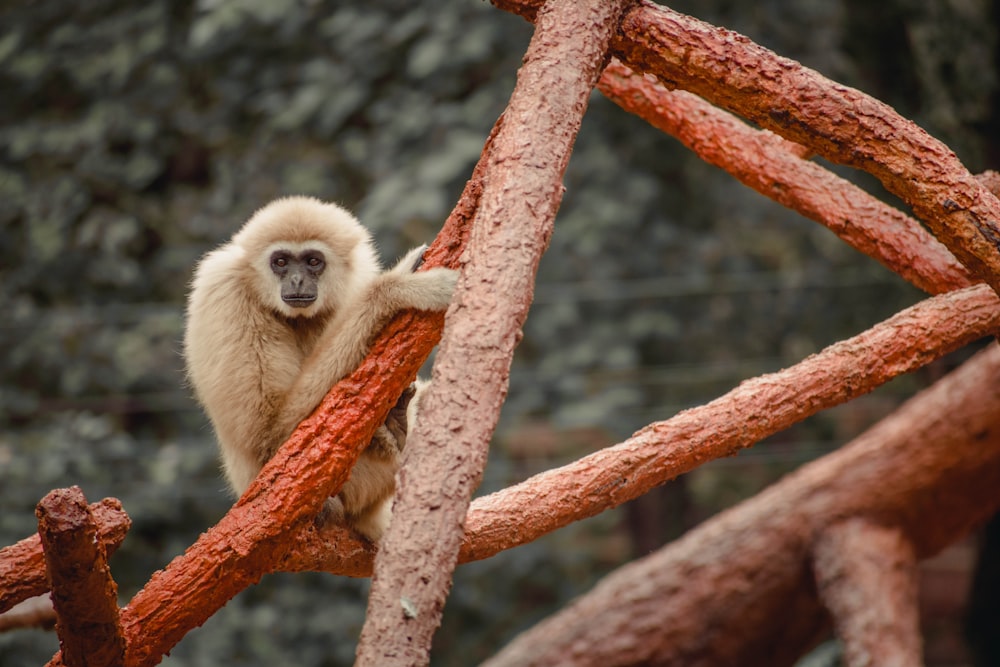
{"left": 813, "top": 519, "right": 923, "bottom": 667}
{"left": 355, "top": 0, "right": 637, "bottom": 664}
{"left": 458, "top": 286, "right": 999, "bottom": 562}
{"left": 597, "top": 60, "right": 975, "bottom": 295}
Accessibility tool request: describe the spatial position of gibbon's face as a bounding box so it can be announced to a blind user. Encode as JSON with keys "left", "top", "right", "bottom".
{"left": 271, "top": 246, "right": 326, "bottom": 308}
{"left": 262, "top": 240, "right": 340, "bottom": 319}
{"left": 235, "top": 196, "right": 375, "bottom": 320}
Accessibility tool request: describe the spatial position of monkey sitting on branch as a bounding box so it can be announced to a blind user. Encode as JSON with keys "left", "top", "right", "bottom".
{"left": 183, "top": 196, "right": 456, "bottom": 542}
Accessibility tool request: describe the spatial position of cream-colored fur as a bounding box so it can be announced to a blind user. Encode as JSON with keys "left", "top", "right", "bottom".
{"left": 183, "top": 197, "right": 455, "bottom": 542}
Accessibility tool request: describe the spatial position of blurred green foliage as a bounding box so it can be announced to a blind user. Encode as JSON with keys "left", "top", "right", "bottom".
{"left": 0, "top": 0, "right": 996, "bottom": 665}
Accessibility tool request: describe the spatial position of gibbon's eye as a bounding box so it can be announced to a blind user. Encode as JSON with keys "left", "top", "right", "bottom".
{"left": 302, "top": 252, "right": 325, "bottom": 272}
{"left": 270, "top": 252, "right": 291, "bottom": 273}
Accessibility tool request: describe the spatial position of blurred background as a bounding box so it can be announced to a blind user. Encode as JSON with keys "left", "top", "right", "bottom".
{"left": 1, "top": 1, "right": 998, "bottom": 665}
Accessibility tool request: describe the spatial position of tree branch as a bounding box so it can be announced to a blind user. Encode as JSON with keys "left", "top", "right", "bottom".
{"left": 483, "top": 342, "right": 1000, "bottom": 667}
{"left": 37, "top": 487, "right": 125, "bottom": 667}
{"left": 597, "top": 59, "right": 975, "bottom": 295}
{"left": 813, "top": 519, "right": 922, "bottom": 667}
{"left": 460, "top": 284, "right": 1000, "bottom": 562}
{"left": 355, "top": 0, "right": 636, "bottom": 664}
{"left": 0, "top": 498, "right": 130, "bottom": 615}
{"left": 494, "top": 0, "right": 1000, "bottom": 295}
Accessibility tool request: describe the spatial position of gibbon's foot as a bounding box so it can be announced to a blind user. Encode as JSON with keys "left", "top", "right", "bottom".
{"left": 387, "top": 384, "right": 416, "bottom": 449}
{"left": 314, "top": 496, "right": 391, "bottom": 545}
{"left": 366, "top": 383, "right": 417, "bottom": 456}
{"left": 315, "top": 496, "right": 346, "bottom": 528}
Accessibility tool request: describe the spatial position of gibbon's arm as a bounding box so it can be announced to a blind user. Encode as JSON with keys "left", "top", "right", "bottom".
{"left": 271, "top": 245, "right": 457, "bottom": 449}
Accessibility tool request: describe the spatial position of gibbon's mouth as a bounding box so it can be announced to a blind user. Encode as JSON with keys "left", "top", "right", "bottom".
{"left": 283, "top": 295, "right": 317, "bottom": 308}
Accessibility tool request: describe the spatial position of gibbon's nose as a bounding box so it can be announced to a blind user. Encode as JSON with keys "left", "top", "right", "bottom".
{"left": 282, "top": 269, "right": 317, "bottom": 307}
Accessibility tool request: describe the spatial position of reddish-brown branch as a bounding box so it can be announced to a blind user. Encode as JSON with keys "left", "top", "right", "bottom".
{"left": 0, "top": 498, "right": 130, "bottom": 615}
{"left": 813, "top": 520, "right": 922, "bottom": 667}
{"left": 597, "top": 60, "right": 975, "bottom": 295}
{"left": 494, "top": 0, "right": 1000, "bottom": 294}
{"left": 356, "top": 0, "right": 636, "bottom": 664}
{"left": 460, "top": 284, "right": 999, "bottom": 563}
{"left": 37, "top": 487, "right": 125, "bottom": 667}
{"left": 283, "top": 284, "right": 1000, "bottom": 576}
{"left": 483, "top": 343, "right": 1000, "bottom": 667}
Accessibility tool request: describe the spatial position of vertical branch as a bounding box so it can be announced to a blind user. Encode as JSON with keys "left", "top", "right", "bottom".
{"left": 813, "top": 519, "right": 923, "bottom": 667}
{"left": 0, "top": 498, "right": 130, "bottom": 614}
{"left": 355, "top": 0, "right": 636, "bottom": 664}
{"left": 37, "top": 487, "right": 125, "bottom": 667}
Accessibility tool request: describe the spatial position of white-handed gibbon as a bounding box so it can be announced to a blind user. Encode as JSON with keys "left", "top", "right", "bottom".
{"left": 183, "top": 196, "right": 456, "bottom": 542}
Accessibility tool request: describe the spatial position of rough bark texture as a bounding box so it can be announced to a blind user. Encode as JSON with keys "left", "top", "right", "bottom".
{"left": 0, "top": 498, "right": 129, "bottom": 615}
{"left": 355, "top": 0, "right": 635, "bottom": 664}
{"left": 597, "top": 60, "right": 975, "bottom": 295}
{"left": 484, "top": 343, "right": 1000, "bottom": 667}
{"left": 460, "top": 284, "right": 999, "bottom": 564}
{"left": 814, "top": 520, "right": 923, "bottom": 667}
{"left": 494, "top": 0, "right": 1000, "bottom": 294}
{"left": 21, "top": 3, "right": 1000, "bottom": 664}
{"left": 36, "top": 487, "right": 125, "bottom": 667}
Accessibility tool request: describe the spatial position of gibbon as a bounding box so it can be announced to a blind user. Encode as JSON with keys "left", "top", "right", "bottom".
{"left": 183, "top": 196, "right": 456, "bottom": 542}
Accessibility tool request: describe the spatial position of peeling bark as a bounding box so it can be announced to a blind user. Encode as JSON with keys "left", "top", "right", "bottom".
{"left": 494, "top": 0, "right": 1000, "bottom": 295}
{"left": 356, "top": 0, "right": 635, "bottom": 664}
{"left": 483, "top": 344, "right": 1000, "bottom": 667}
{"left": 0, "top": 497, "right": 129, "bottom": 615}
{"left": 597, "top": 60, "right": 974, "bottom": 295}
{"left": 814, "top": 520, "right": 923, "bottom": 667}
{"left": 37, "top": 487, "right": 125, "bottom": 667}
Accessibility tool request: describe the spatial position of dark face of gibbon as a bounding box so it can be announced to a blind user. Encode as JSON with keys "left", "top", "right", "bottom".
{"left": 270, "top": 248, "right": 327, "bottom": 309}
